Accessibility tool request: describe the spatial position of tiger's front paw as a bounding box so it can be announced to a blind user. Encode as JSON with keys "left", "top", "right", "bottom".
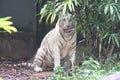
{"left": 34, "top": 66, "right": 43, "bottom": 72}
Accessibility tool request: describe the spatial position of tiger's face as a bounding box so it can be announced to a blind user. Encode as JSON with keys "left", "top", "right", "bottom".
{"left": 58, "top": 14, "right": 77, "bottom": 35}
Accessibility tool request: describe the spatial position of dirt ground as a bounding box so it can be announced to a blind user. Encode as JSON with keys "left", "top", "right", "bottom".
{"left": 0, "top": 57, "right": 52, "bottom": 80}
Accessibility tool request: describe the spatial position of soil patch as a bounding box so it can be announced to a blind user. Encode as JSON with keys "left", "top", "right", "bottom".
{"left": 0, "top": 57, "right": 52, "bottom": 80}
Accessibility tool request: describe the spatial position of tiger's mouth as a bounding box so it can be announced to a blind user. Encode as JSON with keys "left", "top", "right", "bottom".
{"left": 63, "top": 29, "right": 71, "bottom": 33}
{"left": 63, "top": 28, "right": 72, "bottom": 33}
{"left": 63, "top": 26, "right": 74, "bottom": 33}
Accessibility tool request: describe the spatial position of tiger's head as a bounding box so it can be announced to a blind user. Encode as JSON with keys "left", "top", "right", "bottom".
{"left": 58, "top": 14, "right": 77, "bottom": 35}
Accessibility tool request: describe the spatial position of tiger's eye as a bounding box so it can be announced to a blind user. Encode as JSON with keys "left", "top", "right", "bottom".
{"left": 62, "top": 18, "right": 66, "bottom": 22}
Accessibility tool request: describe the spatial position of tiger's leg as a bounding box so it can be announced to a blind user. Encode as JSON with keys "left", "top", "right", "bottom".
{"left": 53, "top": 45, "right": 61, "bottom": 69}
{"left": 69, "top": 52, "right": 75, "bottom": 68}
{"left": 68, "top": 51, "right": 76, "bottom": 76}
{"left": 33, "top": 48, "right": 46, "bottom": 72}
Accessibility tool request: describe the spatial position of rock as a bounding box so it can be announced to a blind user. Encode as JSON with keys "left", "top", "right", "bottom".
{"left": 101, "top": 72, "right": 120, "bottom": 80}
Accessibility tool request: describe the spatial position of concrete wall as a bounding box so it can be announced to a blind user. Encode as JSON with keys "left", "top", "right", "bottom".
{"left": 0, "top": 0, "right": 37, "bottom": 59}
{"left": 0, "top": 32, "right": 36, "bottom": 59}
{"left": 0, "top": 0, "right": 36, "bottom": 32}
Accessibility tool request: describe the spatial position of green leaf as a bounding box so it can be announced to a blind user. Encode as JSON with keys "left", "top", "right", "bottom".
{"left": 115, "top": 0, "right": 118, "bottom": 3}
{"left": 0, "top": 21, "right": 13, "bottom": 27}
{"left": 113, "top": 34, "right": 120, "bottom": 47}
{"left": 104, "top": 5, "right": 109, "bottom": 14}
{"left": 102, "top": 32, "right": 109, "bottom": 40}
{"left": 0, "top": 16, "right": 11, "bottom": 21}
{"left": 93, "top": 60, "right": 100, "bottom": 66}
{"left": 40, "top": 4, "right": 47, "bottom": 14}
{"left": 115, "top": 37, "right": 120, "bottom": 47}
{"left": 82, "top": 61, "right": 91, "bottom": 65}
{"left": 118, "top": 14, "right": 120, "bottom": 21}
{"left": 51, "top": 13, "right": 56, "bottom": 24}
{"left": 63, "top": 3, "right": 67, "bottom": 15}
{"left": 55, "top": 3, "right": 63, "bottom": 12}
{"left": 46, "top": 13, "right": 52, "bottom": 23}
{"left": 74, "top": 0, "right": 79, "bottom": 6}
{"left": 8, "top": 26, "right": 17, "bottom": 32}
{"left": 2, "top": 26, "right": 17, "bottom": 34}
{"left": 110, "top": 5, "right": 114, "bottom": 15}
{"left": 71, "top": 2, "right": 75, "bottom": 11}
{"left": 108, "top": 35, "right": 112, "bottom": 45}
{"left": 68, "top": 0, "right": 72, "bottom": 11}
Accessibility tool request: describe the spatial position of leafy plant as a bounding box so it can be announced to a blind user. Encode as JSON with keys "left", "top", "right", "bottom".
{"left": 48, "top": 56, "right": 120, "bottom": 80}
{"left": 102, "top": 53, "right": 120, "bottom": 72}
{"left": 114, "top": 62, "right": 120, "bottom": 71}
{"left": 48, "top": 57, "right": 106, "bottom": 80}
{"left": 48, "top": 66, "right": 68, "bottom": 80}
{"left": 108, "top": 33, "right": 120, "bottom": 47}
{"left": 39, "top": 0, "right": 79, "bottom": 24}
{"left": 0, "top": 16, "right": 17, "bottom": 33}
{"left": 82, "top": 57, "right": 101, "bottom": 71}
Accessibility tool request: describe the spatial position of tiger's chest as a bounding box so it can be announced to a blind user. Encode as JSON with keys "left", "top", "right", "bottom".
{"left": 60, "top": 41, "right": 74, "bottom": 59}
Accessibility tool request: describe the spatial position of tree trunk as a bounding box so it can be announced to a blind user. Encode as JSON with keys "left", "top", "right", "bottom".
{"left": 107, "top": 45, "right": 115, "bottom": 57}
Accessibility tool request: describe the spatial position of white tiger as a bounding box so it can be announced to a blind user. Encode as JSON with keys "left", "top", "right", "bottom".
{"left": 33, "top": 14, "right": 77, "bottom": 72}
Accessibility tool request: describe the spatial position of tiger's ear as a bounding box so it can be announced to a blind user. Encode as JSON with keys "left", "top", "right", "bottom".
{"left": 74, "top": 20, "right": 77, "bottom": 26}
{"left": 73, "top": 20, "right": 77, "bottom": 27}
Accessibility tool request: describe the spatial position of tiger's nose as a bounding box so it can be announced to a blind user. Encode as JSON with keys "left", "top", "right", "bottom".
{"left": 67, "top": 25, "right": 70, "bottom": 27}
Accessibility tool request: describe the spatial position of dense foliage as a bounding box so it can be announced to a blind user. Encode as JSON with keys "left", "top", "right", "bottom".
{"left": 38, "top": 0, "right": 120, "bottom": 58}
